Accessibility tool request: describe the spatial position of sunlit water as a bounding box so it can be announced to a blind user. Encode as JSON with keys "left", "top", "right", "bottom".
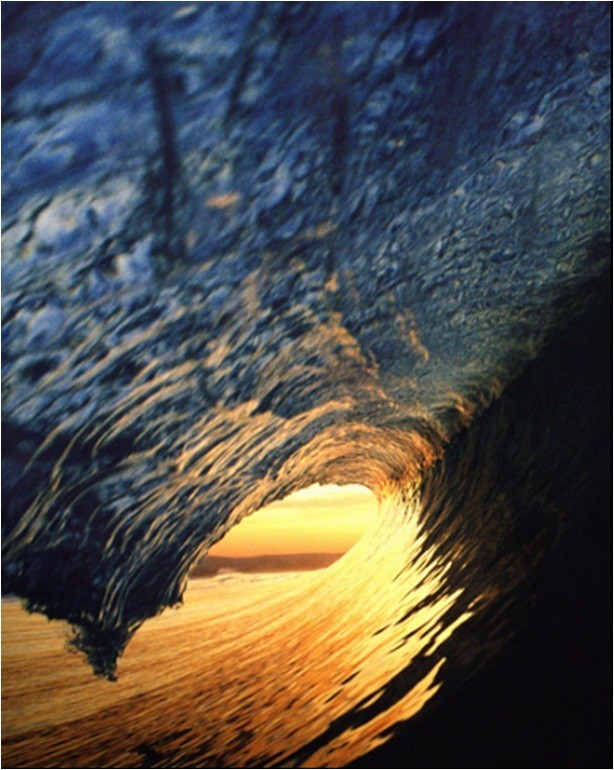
{"left": 1, "top": 7, "right": 609, "bottom": 764}
{"left": 3, "top": 288, "right": 611, "bottom": 768}
{"left": 2, "top": 488, "right": 478, "bottom": 768}
{"left": 4, "top": 292, "right": 610, "bottom": 768}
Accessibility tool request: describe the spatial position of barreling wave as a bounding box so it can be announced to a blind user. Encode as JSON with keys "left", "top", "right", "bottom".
{"left": 2, "top": 275, "right": 610, "bottom": 768}
{"left": 1, "top": 2, "right": 610, "bottom": 766}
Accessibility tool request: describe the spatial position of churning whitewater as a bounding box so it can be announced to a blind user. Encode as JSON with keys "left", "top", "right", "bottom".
{"left": 2, "top": 3, "right": 610, "bottom": 767}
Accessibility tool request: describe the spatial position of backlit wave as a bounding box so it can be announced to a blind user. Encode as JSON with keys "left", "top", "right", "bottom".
{"left": 2, "top": 3, "right": 610, "bottom": 766}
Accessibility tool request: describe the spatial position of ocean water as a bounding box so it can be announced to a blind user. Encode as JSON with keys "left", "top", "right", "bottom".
{"left": 3, "top": 284, "right": 610, "bottom": 768}
{"left": 2, "top": 3, "right": 610, "bottom": 767}
{"left": 2, "top": 509, "right": 464, "bottom": 768}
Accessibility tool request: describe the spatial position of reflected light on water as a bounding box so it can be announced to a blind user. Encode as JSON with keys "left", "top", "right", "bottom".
{"left": 2, "top": 485, "right": 478, "bottom": 768}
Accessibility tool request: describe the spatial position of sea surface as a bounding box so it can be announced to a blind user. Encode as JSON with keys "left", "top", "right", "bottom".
{"left": 1, "top": 4, "right": 610, "bottom": 768}
{"left": 3, "top": 290, "right": 610, "bottom": 766}
{"left": 3, "top": 492, "right": 471, "bottom": 769}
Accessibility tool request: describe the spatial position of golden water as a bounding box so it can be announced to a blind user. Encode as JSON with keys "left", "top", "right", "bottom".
{"left": 2, "top": 489, "right": 477, "bottom": 768}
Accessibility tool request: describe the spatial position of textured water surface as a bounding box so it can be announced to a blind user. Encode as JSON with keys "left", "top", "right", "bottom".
{"left": 2, "top": 2, "right": 610, "bottom": 767}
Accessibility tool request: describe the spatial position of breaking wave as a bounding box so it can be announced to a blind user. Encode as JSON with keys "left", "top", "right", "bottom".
{"left": 2, "top": 2, "right": 610, "bottom": 767}
{"left": 2, "top": 281, "right": 610, "bottom": 768}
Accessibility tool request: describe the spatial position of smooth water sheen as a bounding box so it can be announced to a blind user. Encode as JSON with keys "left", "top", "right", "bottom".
{"left": 3, "top": 490, "right": 473, "bottom": 767}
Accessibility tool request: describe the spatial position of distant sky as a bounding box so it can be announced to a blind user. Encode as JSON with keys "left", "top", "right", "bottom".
{"left": 209, "top": 484, "right": 378, "bottom": 557}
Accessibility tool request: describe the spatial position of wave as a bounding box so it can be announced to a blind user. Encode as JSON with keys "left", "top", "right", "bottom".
{"left": 2, "top": 3, "right": 611, "bottom": 767}
{"left": 2, "top": 284, "right": 610, "bottom": 768}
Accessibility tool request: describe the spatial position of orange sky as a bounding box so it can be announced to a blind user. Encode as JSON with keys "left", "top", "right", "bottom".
{"left": 208, "top": 484, "right": 378, "bottom": 558}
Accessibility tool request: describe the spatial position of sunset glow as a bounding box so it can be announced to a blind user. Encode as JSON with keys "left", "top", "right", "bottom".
{"left": 208, "top": 484, "right": 378, "bottom": 558}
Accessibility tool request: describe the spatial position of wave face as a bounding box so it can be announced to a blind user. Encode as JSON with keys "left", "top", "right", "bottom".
{"left": 2, "top": 3, "right": 611, "bottom": 767}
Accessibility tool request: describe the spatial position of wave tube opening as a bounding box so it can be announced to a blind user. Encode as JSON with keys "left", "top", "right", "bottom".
{"left": 196, "top": 483, "right": 379, "bottom": 577}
